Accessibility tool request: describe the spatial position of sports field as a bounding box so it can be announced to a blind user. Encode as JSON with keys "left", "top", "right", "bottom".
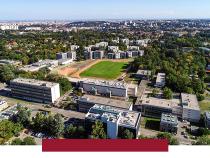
{"left": 80, "top": 61, "right": 128, "bottom": 80}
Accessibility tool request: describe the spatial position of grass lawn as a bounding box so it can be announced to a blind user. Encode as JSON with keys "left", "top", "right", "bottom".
{"left": 80, "top": 61, "right": 128, "bottom": 80}
{"left": 199, "top": 101, "right": 210, "bottom": 113}
{"left": 143, "top": 117, "right": 160, "bottom": 131}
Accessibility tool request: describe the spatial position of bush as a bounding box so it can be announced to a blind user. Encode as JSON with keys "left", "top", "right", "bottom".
{"left": 197, "top": 94, "right": 205, "bottom": 101}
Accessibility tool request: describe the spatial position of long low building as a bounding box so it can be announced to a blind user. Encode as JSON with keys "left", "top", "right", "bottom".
{"left": 10, "top": 78, "right": 60, "bottom": 104}
{"left": 139, "top": 96, "right": 182, "bottom": 118}
{"left": 77, "top": 94, "right": 133, "bottom": 113}
{"left": 80, "top": 79, "right": 128, "bottom": 98}
{"left": 136, "top": 92, "right": 200, "bottom": 123}
{"left": 85, "top": 104, "right": 141, "bottom": 139}
{"left": 20, "top": 60, "right": 58, "bottom": 72}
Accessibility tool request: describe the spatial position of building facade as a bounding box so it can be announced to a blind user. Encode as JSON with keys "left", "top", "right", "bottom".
{"left": 80, "top": 79, "right": 128, "bottom": 98}
{"left": 181, "top": 93, "right": 201, "bottom": 123}
{"left": 160, "top": 113, "right": 178, "bottom": 134}
{"left": 204, "top": 112, "right": 210, "bottom": 129}
{"left": 10, "top": 78, "right": 60, "bottom": 104}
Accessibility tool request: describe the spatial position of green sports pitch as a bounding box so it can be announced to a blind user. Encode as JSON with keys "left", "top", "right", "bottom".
{"left": 80, "top": 61, "right": 128, "bottom": 80}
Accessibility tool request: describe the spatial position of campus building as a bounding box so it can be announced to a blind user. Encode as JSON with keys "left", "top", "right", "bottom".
{"left": 20, "top": 59, "right": 58, "bottom": 72}
{"left": 181, "top": 93, "right": 201, "bottom": 123}
{"left": 0, "top": 59, "right": 22, "bottom": 66}
{"left": 204, "top": 111, "right": 210, "bottom": 129}
{"left": 108, "top": 46, "right": 119, "bottom": 53}
{"left": 77, "top": 94, "right": 133, "bottom": 113}
{"left": 160, "top": 113, "right": 178, "bottom": 134}
{"left": 155, "top": 73, "right": 166, "bottom": 88}
{"left": 80, "top": 79, "right": 128, "bottom": 98}
{"left": 0, "top": 100, "right": 8, "bottom": 112}
{"left": 84, "top": 51, "right": 104, "bottom": 59}
{"left": 136, "top": 70, "right": 151, "bottom": 80}
{"left": 56, "top": 51, "right": 76, "bottom": 65}
{"left": 85, "top": 104, "right": 141, "bottom": 139}
{"left": 139, "top": 97, "right": 182, "bottom": 118}
{"left": 10, "top": 78, "right": 60, "bottom": 104}
{"left": 95, "top": 42, "right": 108, "bottom": 48}
{"left": 0, "top": 24, "right": 19, "bottom": 30}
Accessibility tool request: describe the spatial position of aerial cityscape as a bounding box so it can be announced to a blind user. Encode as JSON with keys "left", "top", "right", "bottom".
{"left": 0, "top": 0, "right": 210, "bottom": 147}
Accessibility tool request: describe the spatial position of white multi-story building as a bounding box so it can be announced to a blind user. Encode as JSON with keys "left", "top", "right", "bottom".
{"left": 0, "top": 24, "right": 19, "bottom": 30}
{"left": 155, "top": 73, "right": 166, "bottom": 88}
{"left": 181, "top": 93, "right": 201, "bottom": 123}
{"left": 85, "top": 104, "right": 141, "bottom": 139}
{"left": 95, "top": 42, "right": 108, "bottom": 48}
{"left": 127, "top": 46, "right": 139, "bottom": 51}
{"left": 70, "top": 45, "right": 79, "bottom": 51}
{"left": 10, "top": 78, "right": 60, "bottom": 104}
{"left": 121, "top": 38, "right": 130, "bottom": 45}
{"left": 25, "top": 27, "right": 42, "bottom": 31}
{"left": 108, "top": 46, "right": 119, "bottom": 53}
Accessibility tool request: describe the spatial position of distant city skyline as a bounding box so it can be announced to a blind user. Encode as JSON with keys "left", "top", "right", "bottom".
{"left": 0, "top": 0, "right": 210, "bottom": 20}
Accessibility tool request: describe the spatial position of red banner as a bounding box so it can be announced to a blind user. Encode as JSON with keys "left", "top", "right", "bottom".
{"left": 42, "top": 139, "right": 168, "bottom": 152}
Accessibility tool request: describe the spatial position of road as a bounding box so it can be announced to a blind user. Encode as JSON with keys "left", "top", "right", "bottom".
{"left": 175, "top": 121, "right": 194, "bottom": 145}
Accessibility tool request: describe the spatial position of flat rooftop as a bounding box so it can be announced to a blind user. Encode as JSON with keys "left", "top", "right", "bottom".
{"left": 86, "top": 104, "right": 141, "bottom": 129}
{"left": 181, "top": 93, "right": 199, "bottom": 110}
{"left": 161, "top": 113, "right": 178, "bottom": 124}
{"left": 0, "top": 59, "right": 20, "bottom": 65}
{"left": 11, "top": 78, "right": 59, "bottom": 88}
{"left": 141, "top": 96, "right": 179, "bottom": 109}
{"left": 79, "top": 94, "right": 132, "bottom": 109}
{"left": 136, "top": 70, "right": 151, "bottom": 76}
{"left": 82, "top": 79, "right": 127, "bottom": 89}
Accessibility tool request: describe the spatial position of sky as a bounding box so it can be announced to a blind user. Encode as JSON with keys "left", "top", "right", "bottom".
{"left": 0, "top": 0, "right": 210, "bottom": 20}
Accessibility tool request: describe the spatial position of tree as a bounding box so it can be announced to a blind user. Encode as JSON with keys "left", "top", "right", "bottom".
{"left": 64, "top": 124, "right": 77, "bottom": 138}
{"left": 46, "top": 74, "right": 72, "bottom": 95}
{"left": 49, "top": 114, "right": 64, "bottom": 137}
{"left": 152, "top": 88, "right": 159, "bottom": 97}
{"left": 22, "top": 137, "right": 36, "bottom": 145}
{"left": 11, "top": 137, "right": 36, "bottom": 145}
{"left": 0, "top": 65, "right": 16, "bottom": 83}
{"left": 13, "top": 107, "right": 31, "bottom": 127}
{"left": 157, "top": 132, "right": 179, "bottom": 145}
{"left": 163, "top": 87, "right": 173, "bottom": 99}
{"left": 32, "top": 112, "right": 46, "bottom": 133}
{"left": 91, "top": 121, "right": 107, "bottom": 139}
{"left": 121, "top": 129, "right": 134, "bottom": 139}
{"left": 0, "top": 120, "right": 23, "bottom": 144}
{"left": 11, "top": 138, "right": 22, "bottom": 145}
{"left": 197, "top": 94, "right": 205, "bottom": 101}
{"left": 64, "top": 125, "right": 86, "bottom": 139}
{"left": 76, "top": 126, "right": 86, "bottom": 138}
{"left": 76, "top": 45, "right": 85, "bottom": 61}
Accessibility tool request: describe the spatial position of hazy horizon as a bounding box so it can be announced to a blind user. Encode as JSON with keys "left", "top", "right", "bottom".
{"left": 0, "top": 0, "right": 210, "bottom": 21}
